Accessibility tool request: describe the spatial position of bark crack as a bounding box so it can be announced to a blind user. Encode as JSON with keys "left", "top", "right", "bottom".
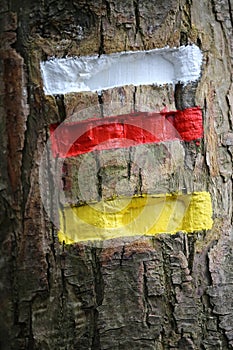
{"left": 133, "top": 86, "right": 137, "bottom": 112}
{"left": 127, "top": 148, "right": 132, "bottom": 181}
{"left": 228, "top": 0, "right": 233, "bottom": 27}
{"left": 133, "top": 0, "right": 145, "bottom": 47}
{"left": 92, "top": 248, "right": 104, "bottom": 306}
{"left": 98, "top": 17, "right": 105, "bottom": 57}
{"left": 120, "top": 244, "right": 125, "bottom": 266}
{"left": 103, "top": 0, "right": 111, "bottom": 23}
{"left": 143, "top": 261, "right": 150, "bottom": 328}
{"left": 138, "top": 167, "right": 143, "bottom": 195}
{"left": 96, "top": 153, "right": 103, "bottom": 200}
{"left": 55, "top": 95, "right": 66, "bottom": 121}
{"left": 98, "top": 91, "right": 104, "bottom": 118}
{"left": 187, "top": 234, "right": 196, "bottom": 273}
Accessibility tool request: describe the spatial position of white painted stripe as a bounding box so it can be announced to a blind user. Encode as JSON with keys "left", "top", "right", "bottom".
{"left": 40, "top": 45, "right": 202, "bottom": 95}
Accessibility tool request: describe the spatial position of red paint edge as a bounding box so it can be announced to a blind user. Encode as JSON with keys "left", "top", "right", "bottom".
{"left": 50, "top": 107, "right": 203, "bottom": 158}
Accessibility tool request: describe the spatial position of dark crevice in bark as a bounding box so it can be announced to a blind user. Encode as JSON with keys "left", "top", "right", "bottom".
{"left": 51, "top": 235, "right": 59, "bottom": 269}
{"left": 127, "top": 148, "right": 132, "bottom": 180}
{"left": 133, "top": 86, "right": 137, "bottom": 112}
{"left": 203, "top": 96, "right": 207, "bottom": 116}
{"left": 228, "top": 0, "right": 233, "bottom": 26}
{"left": 175, "top": 83, "right": 184, "bottom": 110}
{"left": 180, "top": 31, "right": 189, "bottom": 45}
{"left": 133, "top": 0, "right": 140, "bottom": 35}
{"left": 92, "top": 248, "right": 104, "bottom": 306}
{"left": 120, "top": 244, "right": 125, "bottom": 266}
{"left": 98, "top": 18, "right": 105, "bottom": 57}
{"left": 124, "top": 34, "right": 128, "bottom": 52}
{"left": 10, "top": 14, "right": 29, "bottom": 63}
{"left": 187, "top": 234, "right": 196, "bottom": 273}
{"left": 138, "top": 167, "right": 143, "bottom": 195}
{"left": 91, "top": 309, "right": 101, "bottom": 350}
{"left": 196, "top": 36, "right": 202, "bottom": 49}
{"left": 55, "top": 94, "right": 66, "bottom": 122}
{"left": 96, "top": 153, "right": 103, "bottom": 200}
{"left": 143, "top": 262, "right": 150, "bottom": 328}
{"left": 98, "top": 92, "right": 104, "bottom": 118}
{"left": 134, "top": 167, "right": 142, "bottom": 195}
{"left": 0, "top": 199, "right": 12, "bottom": 243}
{"left": 103, "top": 0, "right": 111, "bottom": 23}
{"left": 133, "top": 0, "right": 145, "bottom": 47}
{"left": 210, "top": 0, "right": 220, "bottom": 22}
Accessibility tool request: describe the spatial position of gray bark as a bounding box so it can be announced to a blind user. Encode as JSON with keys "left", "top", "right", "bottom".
{"left": 0, "top": 0, "right": 233, "bottom": 349}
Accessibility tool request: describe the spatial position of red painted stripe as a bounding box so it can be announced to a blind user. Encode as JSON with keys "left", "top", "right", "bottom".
{"left": 50, "top": 107, "right": 203, "bottom": 158}
{"left": 163, "top": 108, "right": 203, "bottom": 142}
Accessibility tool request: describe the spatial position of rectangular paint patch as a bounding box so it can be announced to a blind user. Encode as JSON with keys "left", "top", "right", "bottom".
{"left": 58, "top": 191, "right": 213, "bottom": 244}
{"left": 50, "top": 107, "right": 203, "bottom": 158}
{"left": 40, "top": 44, "right": 203, "bottom": 95}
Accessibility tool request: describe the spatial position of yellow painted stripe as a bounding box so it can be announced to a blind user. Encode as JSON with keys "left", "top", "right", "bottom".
{"left": 58, "top": 192, "right": 213, "bottom": 244}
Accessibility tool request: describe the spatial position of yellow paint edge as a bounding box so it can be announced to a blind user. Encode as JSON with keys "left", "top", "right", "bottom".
{"left": 58, "top": 192, "right": 213, "bottom": 244}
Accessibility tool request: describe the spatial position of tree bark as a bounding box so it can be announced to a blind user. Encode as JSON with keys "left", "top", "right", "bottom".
{"left": 0, "top": 0, "right": 233, "bottom": 349}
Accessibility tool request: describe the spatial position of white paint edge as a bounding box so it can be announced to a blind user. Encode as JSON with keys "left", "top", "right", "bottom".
{"left": 40, "top": 45, "right": 203, "bottom": 95}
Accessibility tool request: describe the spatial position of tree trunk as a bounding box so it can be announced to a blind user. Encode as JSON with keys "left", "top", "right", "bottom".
{"left": 0, "top": 0, "right": 233, "bottom": 349}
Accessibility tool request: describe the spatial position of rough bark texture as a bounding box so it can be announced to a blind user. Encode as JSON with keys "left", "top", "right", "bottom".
{"left": 0, "top": 0, "right": 233, "bottom": 349}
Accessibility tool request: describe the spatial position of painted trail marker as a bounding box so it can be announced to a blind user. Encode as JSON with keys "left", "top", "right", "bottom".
{"left": 50, "top": 107, "right": 203, "bottom": 158}
{"left": 39, "top": 43, "right": 212, "bottom": 245}
{"left": 58, "top": 192, "right": 213, "bottom": 244}
{"left": 40, "top": 44, "right": 203, "bottom": 95}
